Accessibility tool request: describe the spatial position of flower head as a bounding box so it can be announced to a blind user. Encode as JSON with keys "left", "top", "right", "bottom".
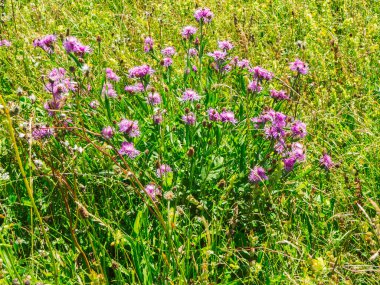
{"left": 249, "top": 166, "right": 268, "bottom": 183}
{"left": 250, "top": 66, "right": 274, "bottom": 81}
{"left": 147, "top": 92, "right": 162, "bottom": 105}
{"left": 291, "top": 121, "right": 307, "bottom": 138}
{"left": 32, "top": 125, "right": 54, "bottom": 140}
{"left": 207, "top": 50, "right": 227, "bottom": 61}
{"left": 128, "top": 65, "right": 155, "bottom": 78}
{"left": 320, "top": 153, "right": 334, "bottom": 170}
{"left": 145, "top": 183, "right": 161, "bottom": 200}
{"left": 220, "top": 110, "right": 237, "bottom": 124}
{"left": 161, "top": 46, "right": 176, "bottom": 57}
{"left": 270, "top": 89, "right": 289, "bottom": 100}
{"left": 89, "top": 100, "right": 100, "bottom": 109}
{"left": 102, "top": 83, "right": 117, "bottom": 98}
{"left": 289, "top": 59, "right": 309, "bottom": 75}
{"left": 194, "top": 7, "right": 214, "bottom": 23}
{"left": 182, "top": 112, "right": 196, "bottom": 125}
{"left": 106, "top": 68, "right": 120, "bottom": 82}
{"left": 124, "top": 83, "right": 145, "bottom": 94}
{"left": 33, "top": 34, "right": 56, "bottom": 53}
{"left": 182, "top": 89, "right": 201, "bottom": 102}
{"left": 118, "top": 141, "right": 140, "bottom": 159}
{"left": 218, "top": 40, "right": 234, "bottom": 51}
{"left": 188, "top": 48, "right": 198, "bottom": 57}
{"left": 119, "top": 119, "right": 140, "bottom": 137}
{"left": 101, "top": 126, "right": 114, "bottom": 139}
{"left": 144, "top": 37, "right": 154, "bottom": 52}
{"left": 156, "top": 164, "right": 172, "bottom": 178}
{"left": 208, "top": 108, "right": 221, "bottom": 121}
{"left": 63, "top": 36, "right": 92, "bottom": 56}
{"left": 161, "top": 57, "right": 173, "bottom": 67}
{"left": 0, "top": 39, "right": 11, "bottom": 47}
{"left": 247, "top": 80, "right": 263, "bottom": 93}
{"left": 181, "top": 26, "right": 197, "bottom": 39}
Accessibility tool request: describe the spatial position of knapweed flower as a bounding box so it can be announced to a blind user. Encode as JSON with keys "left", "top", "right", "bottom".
{"left": 237, "top": 59, "right": 250, "bottom": 69}
{"left": 101, "top": 126, "right": 114, "bottom": 139}
{"left": 119, "top": 119, "right": 140, "bottom": 137}
{"left": 218, "top": 40, "right": 234, "bottom": 51}
{"left": 89, "top": 100, "right": 100, "bottom": 109}
{"left": 156, "top": 164, "right": 172, "bottom": 178}
{"left": 247, "top": 80, "right": 263, "bottom": 93}
{"left": 161, "top": 57, "right": 173, "bottom": 67}
{"left": 63, "top": 36, "right": 92, "bottom": 56}
{"left": 147, "top": 92, "right": 162, "bottom": 105}
{"left": 102, "top": 83, "right": 117, "bottom": 98}
{"left": 118, "top": 141, "right": 140, "bottom": 159}
{"left": 182, "top": 112, "right": 196, "bottom": 125}
{"left": 207, "top": 50, "right": 227, "bottom": 61}
{"left": 144, "top": 37, "right": 154, "bottom": 52}
{"left": 161, "top": 46, "right": 176, "bottom": 57}
{"left": 320, "top": 153, "right": 334, "bottom": 170}
{"left": 153, "top": 109, "right": 164, "bottom": 124}
{"left": 33, "top": 34, "right": 56, "bottom": 53}
{"left": 188, "top": 48, "right": 198, "bottom": 57}
{"left": 128, "top": 65, "right": 155, "bottom": 78}
{"left": 182, "top": 89, "right": 201, "bottom": 102}
{"left": 251, "top": 66, "right": 274, "bottom": 81}
{"left": 32, "top": 125, "right": 54, "bottom": 140}
{"left": 181, "top": 26, "right": 197, "bottom": 39}
{"left": 0, "top": 39, "right": 11, "bottom": 47}
{"left": 270, "top": 89, "right": 289, "bottom": 100}
{"left": 194, "top": 7, "right": 214, "bottom": 23}
{"left": 45, "top": 68, "right": 76, "bottom": 99}
{"left": 283, "top": 143, "right": 306, "bottom": 171}
{"left": 192, "top": 65, "right": 198, "bottom": 72}
{"left": 208, "top": 108, "right": 221, "bottom": 121}
{"left": 145, "top": 183, "right": 161, "bottom": 200}
{"left": 124, "top": 83, "right": 145, "bottom": 94}
{"left": 220, "top": 110, "right": 237, "bottom": 124}
{"left": 44, "top": 98, "right": 66, "bottom": 116}
{"left": 291, "top": 121, "right": 307, "bottom": 138}
{"left": 248, "top": 166, "right": 268, "bottom": 183}
{"left": 289, "top": 59, "right": 309, "bottom": 75}
{"left": 106, "top": 68, "right": 120, "bottom": 82}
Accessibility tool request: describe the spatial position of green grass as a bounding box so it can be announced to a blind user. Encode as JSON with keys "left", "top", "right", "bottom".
{"left": 0, "top": 0, "right": 380, "bottom": 284}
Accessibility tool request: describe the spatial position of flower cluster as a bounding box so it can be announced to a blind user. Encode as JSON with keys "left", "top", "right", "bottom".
{"left": 63, "top": 36, "right": 92, "bottom": 56}
{"left": 33, "top": 34, "right": 56, "bottom": 53}
{"left": 119, "top": 119, "right": 140, "bottom": 137}
{"left": 194, "top": 7, "right": 214, "bottom": 23}
{"left": 128, "top": 65, "right": 155, "bottom": 79}
{"left": 289, "top": 59, "right": 309, "bottom": 75}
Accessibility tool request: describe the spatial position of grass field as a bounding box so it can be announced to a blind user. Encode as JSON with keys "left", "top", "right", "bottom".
{"left": 0, "top": 0, "right": 379, "bottom": 284}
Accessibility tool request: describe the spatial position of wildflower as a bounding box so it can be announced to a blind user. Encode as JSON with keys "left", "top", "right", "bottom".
{"left": 264, "top": 112, "right": 287, "bottom": 140}
{"left": 89, "top": 100, "right": 100, "bottom": 109}
{"left": 270, "top": 89, "right": 289, "bottom": 100}
{"left": 237, "top": 59, "right": 250, "bottom": 69}
{"left": 33, "top": 34, "right": 56, "bottom": 53}
{"left": 101, "top": 126, "right": 114, "bottom": 139}
{"left": 147, "top": 92, "right": 161, "bottom": 105}
{"left": 182, "top": 89, "right": 201, "bottom": 102}
{"left": 251, "top": 66, "right": 274, "bottom": 81}
{"left": 289, "top": 59, "right": 309, "bottom": 75}
{"left": 164, "top": 191, "right": 175, "bottom": 200}
{"left": 106, "top": 68, "right": 120, "bottom": 82}
{"left": 248, "top": 166, "right": 268, "bottom": 183}
{"left": 247, "top": 80, "right": 262, "bottom": 93}
{"left": 194, "top": 7, "right": 214, "bottom": 23}
{"left": 188, "top": 48, "right": 198, "bottom": 57}
{"left": 220, "top": 110, "right": 237, "bottom": 124}
{"left": 63, "top": 36, "right": 92, "bottom": 56}
{"left": 128, "top": 65, "right": 155, "bottom": 78}
{"left": 291, "top": 121, "right": 307, "bottom": 138}
{"left": 218, "top": 40, "right": 234, "bottom": 51}
{"left": 283, "top": 157, "right": 296, "bottom": 172}
{"left": 44, "top": 98, "right": 66, "bottom": 116}
{"left": 181, "top": 26, "right": 197, "bottom": 39}
{"left": 145, "top": 183, "right": 161, "bottom": 200}
{"left": 192, "top": 65, "right": 198, "bottom": 72}
{"left": 0, "top": 39, "right": 11, "bottom": 47}
{"left": 45, "top": 68, "right": 76, "bottom": 99}
{"left": 119, "top": 119, "right": 140, "bottom": 137}
{"left": 124, "top": 83, "right": 145, "bottom": 94}
{"left": 207, "top": 50, "right": 227, "bottom": 61}
{"left": 118, "top": 141, "right": 140, "bottom": 159}
{"left": 32, "top": 125, "right": 54, "bottom": 140}
{"left": 320, "top": 153, "right": 334, "bottom": 170}
{"left": 156, "top": 164, "right": 172, "bottom": 178}
{"left": 283, "top": 143, "right": 306, "bottom": 171}
{"left": 161, "top": 46, "right": 176, "bottom": 57}
{"left": 161, "top": 57, "right": 173, "bottom": 67}
{"left": 102, "top": 83, "right": 117, "bottom": 98}
{"left": 144, "top": 37, "right": 154, "bottom": 52}
{"left": 153, "top": 112, "right": 163, "bottom": 124}
{"left": 182, "top": 112, "right": 196, "bottom": 125}
{"left": 208, "top": 108, "right": 221, "bottom": 121}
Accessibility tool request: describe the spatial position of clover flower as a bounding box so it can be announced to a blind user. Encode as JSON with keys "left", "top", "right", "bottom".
{"left": 106, "top": 68, "right": 120, "bottom": 82}
{"left": 194, "top": 7, "right": 214, "bottom": 23}
{"left": 289, "top": 59, "right": 309, "bottom": 75}
{"left": 33, "top": 34, "right": 56, "bottom": 53}
{"left": 182, "top": 89, "right": 201, "bottom": 102}
{"left": 156, "top": 164, "right": 172, "bottom": 178}
{"left": 119, "top": 119, "right": 140, "bottom": 137}
{"left": 181, "top": 26, "right": 197, "bottom": 39}
{"left": 249, "top": 166, "right": 268, "bottom": 183}
{"left": 118, "top": 142, "right": 140, "bottom": 159}
{"left": 270, "top": 89, "right": 289, "bottom": 100}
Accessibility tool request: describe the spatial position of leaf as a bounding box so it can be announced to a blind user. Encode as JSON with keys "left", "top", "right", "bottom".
{"left": 134, "top": 210, "right": 143, "bottom": 235}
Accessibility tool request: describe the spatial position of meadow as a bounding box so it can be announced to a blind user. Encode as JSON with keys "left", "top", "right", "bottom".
{"left": 0, "top": 0, "right": 379, "bottom": 284}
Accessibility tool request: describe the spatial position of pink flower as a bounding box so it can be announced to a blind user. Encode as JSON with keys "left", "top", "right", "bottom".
{"left": 119, "top": 119, "right": 140, "bottom": 137}
{"left": 250, "top": 66, "right": 274, "bottom": 81}
{"left": 182, "top": 112, "right": 196, "bottom": 125}
{"left": 208, "top": 108, "right": 221, "bottom": 121}
{"left": 144, "top": 37, "right": 154, "bottom": 52}
{"left": 161, "top": 57, "right": 173, "bottom": 67}
{"left": 249, "top": 166, "right": 268, "bottom": 183}
{"left": 207, "top": 50, "right": 227, "bottom": 61}
{"left": 118, "top": 142, "right": 140, "bottom": 159}
{"left": 106, "top": 68, "right": 120, "bottom": 82}
{"left": 33, "top": 34, "right": 56, "bottom": 53}
{"left": 220, "top": 110, "right": 237, "bottom": 124}
{"left": 218, "top": 40, "right": 234, "bottom": 51}
{"left": 128, "top": 65, "right": 155, "bottom": 78}
{"left": 181, "top": 26, "right": 197, "bottom": 39}
{"left": 290, "top": 59, "right": 309, "bottom": 75}
{"left": 247, "top": 80, "right": 262, "bottom": 93}
{"left": 0, "top": 39, "right": 11, "bottom": 47}
{"left": 161, "top": 47, "right": 176, "bottom": 57}
{"left": 182, "top": 89, "right": 201, "bottom": 102}
{"left": 156, "top": 164, "right": 172, "bottom": 178}
{"left": 63, "top": 36, "right": 92, "bottom": 56}
{"left": 320, "top": 153, "right": 334, "bottom": 170}
{"left": 102, "top": 83, "right": 117, "bottom": 98}
{"left": 194, "top": 7, "right": 214, "bottom": 23}
{"left": 101, "top": 126, "right": 114, "bottom": 139}
{"left": 270, "top": 89, "right": 289, "bottom": 100}
{"left": 147, "top": 92, "right": 162, "bottom": 105}
{"left": 145, "top": 183, "right": 161, "bottom": 200}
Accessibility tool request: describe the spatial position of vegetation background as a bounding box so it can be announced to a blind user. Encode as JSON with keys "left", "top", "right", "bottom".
{"left": 0, "top": 0, "right": 379, "bottom": 284}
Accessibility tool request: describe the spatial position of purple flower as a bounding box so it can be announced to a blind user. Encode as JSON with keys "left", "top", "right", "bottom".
{"left": 270, "top": 89, "right": 289, "bottom": 100}
{"left": 89, "top": 100, "right": 100, "bottom": 109}
{"left": 283, "top": 143, "right": 306, "bottom": 171}
{"left": 247, "top": 80, "right": 263, "bottom": 93}
{"left": 128, "top": 65, "right": 155, "bottom": 78}
{"left": 207, "top": 50, "right": 227, "bottom": 61}
{"left": 194, "top": 7, "right": 214, "bottom": 23}
{"left": 44, "top": 98, "right": 66, "bottom": 116}
{"left": 237, "top": 59, "right": 250, "bottom": 69}
{"left": 33, "top": 34, "right": 56, "bottom": 53}
{"left": 248, "top": 166, "right": 268, "bottom": 183}
{"left": 320, "top": 153, "right": 334, "bottom": 170}
{"left": 153, "top": 110, "right": 163, "bottom": 125}
{"left": 0, "top": 39, "right": 11, "bottom": 47}
{"left": 192, "top": 65, "right": 198, "bottom": 72}
{"left": 106, "top": 68, "right": 120, "bottom": 82}
{"left": 161, "top": 57, "right": 173, "bottom": 67}
{"left": 144, "top": 37, "right": 154, "bottom": 53}
{"left": 102, "top": 126, "right": 114, "bottom": 139}
{"left": 161, "top": 46, "right": 176, "bottom": 57}
{"left": 283, "top": 157, "right": 297, "bottom": 172}
{"left": 182, "top": 112, "right": 196, "bottom": 125}
{"left": 119, "top": 119, "right": 140, "bottom": 137}
{"left": 289, "top": 59, "right": 309, "bottom": 75}
{"left": 220, "top": 110, "right": 237, "bottom": 124}
{"left": 250, "top": 66, "right": 274, "bottom": 81}
{"left": 63, "top": 36, "right": 92, "bottom": 56}
{"left": 218, "top": 40, "right": 234, "bottom": 51}
{"left": 156, "top": 164, "right": 172, "bottom": 178}
{"left": 188, "top": 48, "right": 198, "bottom": 57}
{"left": 102, "top": 83, "right": 117, "bottom": 98}
{"left": 118, "top": 141, "right": 140, "bottom": 159}
{"left": 145, "top": 183, "right": 161, "bottom": 200}
{"left": 147, "top": 92, "right": 161, "bottom": 105}
{"left": 291, "top": 121, "right": 307, "bottom": 138}
{"left": 181, "top": 26, "right": 197, "bottom": 39}
{"left": 182, "top": 89, "right": 201, "bottom": 102}
{"left": 208, "top": 108, "right": 221, "bottom": 121}
{"left": 124, "top": 83, "right": 145, "bottom": 94}
{"left": 32, "top": 125, "right": 54, "bottom": 140}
